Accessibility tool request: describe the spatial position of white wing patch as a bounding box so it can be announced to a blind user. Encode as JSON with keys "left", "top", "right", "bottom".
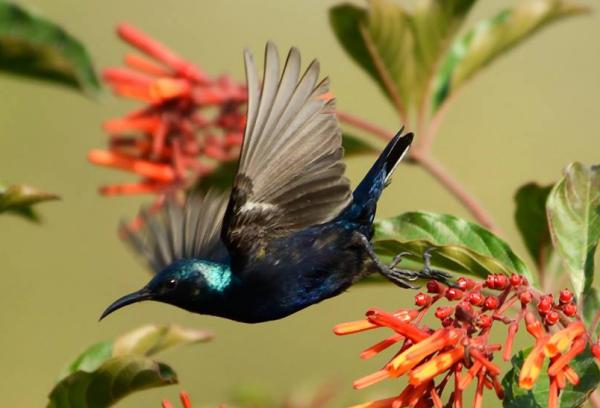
{"left": 240, "top": 201, "right": 277, "bottom": 213}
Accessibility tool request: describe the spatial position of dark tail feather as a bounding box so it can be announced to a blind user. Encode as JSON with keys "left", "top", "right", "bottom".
{"left": 345, "top": 129, "right": 413, "bottom": 223}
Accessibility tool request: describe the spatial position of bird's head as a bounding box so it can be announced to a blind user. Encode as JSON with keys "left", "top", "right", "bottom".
{"left": 100, "top": 259, "right": 233, "bottom": 320}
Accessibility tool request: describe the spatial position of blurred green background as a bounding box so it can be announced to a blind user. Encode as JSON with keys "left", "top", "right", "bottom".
{"left": 0, "top": 0, "right": 598, "bottom": 406}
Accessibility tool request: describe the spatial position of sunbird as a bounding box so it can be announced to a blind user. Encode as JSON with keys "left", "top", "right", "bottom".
{"left": 101, "top": 43, "right": 445, "bottom": 323}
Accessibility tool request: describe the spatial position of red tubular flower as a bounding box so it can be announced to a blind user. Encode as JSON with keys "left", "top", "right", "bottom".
{"left": 91, "top": 23, "right": 247, "bottom": 196}
{"left": 162, "top": 391, "right": 193, "bottom": 408}
{"left": 336, "top": 274, "right": 590, "bottom": 408}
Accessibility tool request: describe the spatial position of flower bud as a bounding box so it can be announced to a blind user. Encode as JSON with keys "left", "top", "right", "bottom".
{"left": 494, "top": 275, "right": 509, "bottom": 290}
{"left": 427, "top": 280, "right": 442, "bottom": 294}
{"left": 446, "top": 288, "right": 464, "bottom": 301}
{"left": 519, "top": 291, "right": 532, "bottom": 305}
{"left": 456, "top": 277, "right": 475, "bottom": 290}
{"left": 559, "top": 289, "right": 573, "bottom": 304}
{"left": 468, "top": 292, "right": 485, "bottom": 306}
{"left": 435, "top": 306, "right": 454, "bottom": 319}
{"left": 562, "top": 302, "right": 577, "bottom": 317}
{"left": 510, "top": 274, "right": 523, "bottom": 287}
{"left": 415, "top": 292, "right": 432, "bottom": 307}
{"left": 537, "top": 296, "right": 553, "bottom": 314}
{"left": 545, "top": 310, "right": 559, "bottom": 326}
{"left": 484, "top": 296, "right": 499, "bottom": 310}
{"left": 592, "top": 342, "right": 600, "bottom": 361}
{"left": 477, "top": 314, "right": 493, "bottom": 329}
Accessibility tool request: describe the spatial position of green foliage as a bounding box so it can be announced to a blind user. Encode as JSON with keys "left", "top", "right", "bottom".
{"left": 47, "top": 325, "right": 212, "bottom": 408}
{"left": 502, "top": 348, "right": 600, "bottom": 408}
{"left": 329, "top": 0, "right": 475, "bottom": 116}
{"left": 341, "top": 132, "right": 378, "bottom": 156}
{"left": 0, "top": 1, "right": 100, "bottom": 95}
{"left": 48, "top": 357, "right": 177, "bottom": 408}
{"left": 330, "top": 0, "right": 587, "bottom": 120}
{"left": 547, "top": 163, "right": 600, "bottom": 298}
{"left": 0, "top": 183, "right": 59, "bottom": 222}
{"left": 432, "top": 0, "right": 588, "bottom": 111}
{"left": 583, "top": 287, "right": 600, "bottom": 333}
{"left": 374, "top": 211, "right": 533, "bottom": 281}
{"left": 514, "top": 183, "right": 553, "bottom": 267}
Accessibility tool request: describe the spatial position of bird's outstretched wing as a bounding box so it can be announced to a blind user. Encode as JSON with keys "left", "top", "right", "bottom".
{"left": 120, "top": 191, "right": 229, "bottom": 273}
{"left": 222, "top": 43, "right": 352, "bottom": 255}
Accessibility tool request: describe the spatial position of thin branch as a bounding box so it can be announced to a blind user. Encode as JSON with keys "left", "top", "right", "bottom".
{"left": 417, "top": 90, "right": 458, "bottom": 153}
{"left": 337, "top": 109, "right": 501, "bottom": 233}
{"left": 590, "top": 391, "right": 600, "bottom": 408}
{"left": 337, "top": 111, "right": 394, "bottom": 142}
{"left": 412, "top": 151, "right": 501, "bottom": 233}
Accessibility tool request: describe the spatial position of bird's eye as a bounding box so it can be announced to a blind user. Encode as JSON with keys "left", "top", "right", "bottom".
{"left": 165, "top": 278, "right": 177, "bottom": 289}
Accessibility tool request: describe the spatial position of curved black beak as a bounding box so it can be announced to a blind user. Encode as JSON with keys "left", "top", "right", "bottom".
{"left": 100, "top": 288, "right": 152, "bottom": 321}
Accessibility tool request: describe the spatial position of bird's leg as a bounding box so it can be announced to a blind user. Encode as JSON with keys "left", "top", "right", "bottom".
{"left": 355, "top": 233, "right": 451, "bottom": 288}
{"left": 355, "top": 233, "right": 419, "bottom": 289}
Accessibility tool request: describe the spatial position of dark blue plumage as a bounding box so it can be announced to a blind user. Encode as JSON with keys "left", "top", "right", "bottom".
{"left": 101, "top": 44, "right": 435, "bottom": 323}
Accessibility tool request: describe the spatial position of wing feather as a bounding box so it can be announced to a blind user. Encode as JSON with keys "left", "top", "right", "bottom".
{"left": 223, "top": 43, "right": 352, "bottom": 255}
{"left": 120, "top": 191, "right": 229, "bottom": 273}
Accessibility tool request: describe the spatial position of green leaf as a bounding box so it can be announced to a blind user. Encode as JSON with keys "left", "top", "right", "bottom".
{"left": 583, "top": 287, "right": 600, "bottom": 333}
{"left": 47, "top": 356, "right": 177, "bottom": 408}
{"left": 432, "top": 0, "right": 588, "bottom": 111}
{"left": 0, "top": 1, "right": 100, "bottom": 95}
{"left": 547, "top": 162, "right": 600, "bottom": 298}
{"left": 48, "top": 325, "right": 211, "bottom": 408}
{"left": 0, "top": 183, "right": 59, "bottom": 222}
{"left": 342, "top": 132, "right": 378, "bottom": 156}
{"left": 59, "top": 341, "right": 113, "bottom": 382}
{"left": 374, "top": 211, "right": 533, "bottom": 282}
{"left": 112, "top": 324, "right": 213, "bottom": 357}
{"left": 514, "top": 182, "right": 553, "bottom": 266}
{"left": 502, "top": 348, "right": 600, "bottom": 408}
{"left": 194, "top": 160, "right": 238, "bottom": 191}
{"left": 329, "top": 0, "right": 475, "bottom": 115}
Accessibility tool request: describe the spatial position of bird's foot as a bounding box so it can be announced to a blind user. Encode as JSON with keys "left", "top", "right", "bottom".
{"left": 354, "top": 233, "right": 452, "bottom": 289}
{"left": 382, "top": 248, "right": 453, "bottom": 289}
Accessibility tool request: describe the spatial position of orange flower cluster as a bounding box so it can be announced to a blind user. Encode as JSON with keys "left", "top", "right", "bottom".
{"left": 335, "top": 275, "right": 589, "bottom": 408}
{"left": 89, "top": 24, "right": 247, "bottom": 196}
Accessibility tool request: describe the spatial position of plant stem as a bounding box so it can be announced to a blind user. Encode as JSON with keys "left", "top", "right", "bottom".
{"left": 417, "top": 92, "right": 456, "bottom": 154}
{"left": 337, "top": 110, "right": 500, "bottom": 233}
{"left": 414, "top": 152, "right": 500, "bottom": 233}
{"left": 590, "top": 391, "right": 600, "bottom": 408}
{"left": 336, "top": 111, "right": 394, "bottom": 142}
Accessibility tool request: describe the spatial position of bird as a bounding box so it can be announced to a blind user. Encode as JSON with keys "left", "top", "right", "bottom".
{"left": 101, "top": 43, "right": 447, "bottom": 324}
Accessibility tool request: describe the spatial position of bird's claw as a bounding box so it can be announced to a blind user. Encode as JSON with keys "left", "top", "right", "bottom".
{"left": 383, "top": 247, "right": 452, "bottom": 289}
{"left": 419, "top": 247, "right": 452, "bottom": 283}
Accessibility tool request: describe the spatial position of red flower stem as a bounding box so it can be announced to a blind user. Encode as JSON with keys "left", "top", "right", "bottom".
{"left": 453, "top": 364, "right": 463, "bottom": 408}
{"left": 495, "top": 294, "right": 518, "bottom": 316}
{"left": 431, "top": 388, "right": 444, "bottom": 408}
{"left": 473, "top": 369, "right": 486, "bottom": 408}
